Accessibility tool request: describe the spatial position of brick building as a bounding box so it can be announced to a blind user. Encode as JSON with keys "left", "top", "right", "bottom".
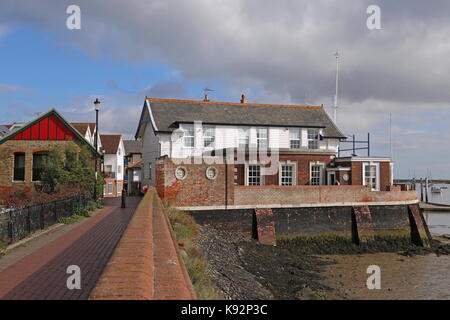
{"left": 0, "top": 109, "right": 100, "bottom": 201}
{"left": 135, "top": 97, "right": 395, "bottom": 209}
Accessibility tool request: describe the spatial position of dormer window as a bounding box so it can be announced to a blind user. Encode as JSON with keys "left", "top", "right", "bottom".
{"left": 289, "top": 128, "right": 301, "bottom": 149}
{"left": 307, "top": 129, "right": 319, "bottom": 149}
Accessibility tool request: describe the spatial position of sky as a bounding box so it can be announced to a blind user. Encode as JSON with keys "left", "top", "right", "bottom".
{"left": 0, "top": 0, "right": 449, "bottom": 178}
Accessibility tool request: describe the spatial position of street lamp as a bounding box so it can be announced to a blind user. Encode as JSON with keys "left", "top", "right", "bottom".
{"left": 93, "top": 98, "right": 100, "bottom": 200}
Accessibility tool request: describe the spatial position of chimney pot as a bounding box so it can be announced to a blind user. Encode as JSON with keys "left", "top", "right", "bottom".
{"left": 240, "top": 94, "right": 246, "bottom": 104}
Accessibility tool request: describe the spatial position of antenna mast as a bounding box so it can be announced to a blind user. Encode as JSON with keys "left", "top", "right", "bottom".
{"left": 333, "top": 50, "right": 340, "bottom": 124}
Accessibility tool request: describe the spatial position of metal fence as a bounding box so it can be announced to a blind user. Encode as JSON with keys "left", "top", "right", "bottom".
{"left": 0, "top": 195, "right": 90, "bottom": 245}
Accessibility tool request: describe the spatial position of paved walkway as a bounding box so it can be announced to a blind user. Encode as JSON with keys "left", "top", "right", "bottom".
{"left": 0, "top": 197, "right": 140, "bottom": 300}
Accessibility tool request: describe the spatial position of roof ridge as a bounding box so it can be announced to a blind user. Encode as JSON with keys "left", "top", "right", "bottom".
{"left": 146, "top": 97, "right": 322, "bottom": 110}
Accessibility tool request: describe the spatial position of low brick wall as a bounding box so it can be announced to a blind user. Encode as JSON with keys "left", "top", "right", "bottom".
{"left": 90, "top": 188, "right": 196, "bottom": 300}
{"left": 233, "top": 185, "right": 418, "bottom": 208}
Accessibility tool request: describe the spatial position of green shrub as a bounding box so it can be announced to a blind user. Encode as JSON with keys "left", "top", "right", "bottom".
{"left": 87, "top": 200, "right": 97, "bottom": 212}
{"left": 96, "top": 200, "right": 104, "bottom": 209}
{"left": 74, "top": 206, "right": 89, "bottom": 217}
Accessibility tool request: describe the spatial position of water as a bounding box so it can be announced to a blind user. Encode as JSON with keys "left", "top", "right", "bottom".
{"left": 416, "top": 183, "right": 450, "bottom": 235}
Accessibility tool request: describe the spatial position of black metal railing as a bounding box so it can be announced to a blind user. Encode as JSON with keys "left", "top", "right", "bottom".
{"left": 0, "top": 195, "right": 90, "bottom": 245}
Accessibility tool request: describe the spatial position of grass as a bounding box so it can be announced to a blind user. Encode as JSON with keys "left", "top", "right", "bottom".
{"left": 0, "top": 240, "right": 6, "bottom": 257}
{"left": 165, "top": 205, "right": 223, "bottom": 300}
{"left": 278, "top": 230, "right": 413, "bottom": 255}
{"left": 57, "top": 200, "right": 102, "bottom": 225}
{"left": 57, "top": 214, "right": 86, "bottom": 224}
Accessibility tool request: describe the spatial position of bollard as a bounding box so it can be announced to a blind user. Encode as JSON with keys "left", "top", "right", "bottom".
{"left": 121, "top": 189, "right": 126, "bottom": 208}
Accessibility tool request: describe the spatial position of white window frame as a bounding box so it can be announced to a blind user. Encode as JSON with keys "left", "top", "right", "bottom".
{"left": 289, "top": 128, "right": 301, "bottom": 149}
{"left": 363, "top": 162, "right": 380, "bottom": 191}
{"left": 183, "top": 125, "right": 195, "bottom": 148}
{"left": 238, "top": 128, "right": 250, "bottom": 148}
{"left": 279, "top": 162, "right": 297, "bottom": 186}
{"left": 256, "top": 128, "right": 268, "bottom": 149}
{"left": 307, "top": 129, "right": 320, "bottom": 150}
{"left": 245, "top": 164, "right": 263, "bottom": 186}
{"left": 309, "top": 162, "right": 324, "bottom": 185}
{"left": 107, "top": 183, "right": 113, "bottom": 194}
{"left": 203, "top": 126, "right": 215, "bottom": 149}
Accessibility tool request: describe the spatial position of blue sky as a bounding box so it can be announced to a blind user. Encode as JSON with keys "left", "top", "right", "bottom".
{"left": 1, "top": 1, "right": 450, "bottom": 179}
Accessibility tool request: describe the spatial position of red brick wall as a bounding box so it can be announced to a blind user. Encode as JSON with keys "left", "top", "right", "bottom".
{"left": 156, "top": 157, "right": 234, "bottom": 208}
{"left": 0, "top": 139, "right": 92, "bottom": 202}
{"left": 380, "top": 162, "right": 392, "bottom": 191}
{"left": 234, "top": 185, "right": 418, "bottom": 207}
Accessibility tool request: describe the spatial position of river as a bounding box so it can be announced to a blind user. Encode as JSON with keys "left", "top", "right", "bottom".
{"left": 320, "top": 184, "right": 450, "bottom": 300}
{"left": 417, "top": 183, "right": 450, "bottom": 235}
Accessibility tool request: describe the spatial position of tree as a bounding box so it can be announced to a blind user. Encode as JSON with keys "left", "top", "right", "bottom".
{"left": 39, "top": 142, "right": 104, "bottom": 197}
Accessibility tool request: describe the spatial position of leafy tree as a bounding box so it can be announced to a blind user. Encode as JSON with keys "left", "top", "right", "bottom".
{"left": 39, "top": 142, "right": 104, "bottom": 198}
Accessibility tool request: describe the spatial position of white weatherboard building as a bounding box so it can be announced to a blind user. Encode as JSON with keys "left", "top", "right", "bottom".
{"left": 100, "top": 134, "right": 125, "bottom": 197}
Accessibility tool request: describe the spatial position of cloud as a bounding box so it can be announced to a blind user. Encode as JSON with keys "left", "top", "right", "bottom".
{"left": 0, "top": 83, "right": 29, "bottom": 94}
{"left": 1, "top": 1, "right": 450, "bottom": 176}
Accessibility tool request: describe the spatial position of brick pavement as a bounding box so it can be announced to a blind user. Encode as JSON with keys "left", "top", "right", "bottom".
{"left": 0, "top": 197, "right": 140, "bottom": 300}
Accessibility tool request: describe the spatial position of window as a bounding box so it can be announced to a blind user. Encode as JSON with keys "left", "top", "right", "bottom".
{"left": 247, "top": 165, "right": 261, "bottom": 186}
{"left": 32, "top": 152, "right": 47, "bottom": 181}
{"left": 107, "top": 183, "right": 113, "bottom": 194}
{"left": 307, "top": 129, "right": 319, "bottom": 149}
{"left": 364, "top": 163, "right": 379, "bottom": 191}
{"left": 183, "top": 126, "right": 195, "bottom": 148}
{"left": 133, "top": 170, "right": 140, "bottom": 182}
{"left": 289, "top": 129, "right": 301, "bottom": 149}
{"left": 238, "top": 128, "right": 250, "bottom": 148}
{"left": 203, "top": 127, "right": 215, "bottom": 148}
{"left": 105, "top": 165, "right": 112, "bottom": 173}
{"left": 310, "top": 164, "right": 323, "bottom": 185}
{"left": 280, "top": 164, "right": 295, "bottom": 186}
{"left": 118, "top": 165, "right": 122, "bottom": 174}
{"left": 256, "top": 128, "right": 268, "bottom": 149}
{"left": 13, "top": 153, "right": 25, "bottom": 181}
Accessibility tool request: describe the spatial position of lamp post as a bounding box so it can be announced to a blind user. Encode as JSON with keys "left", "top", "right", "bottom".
{"left": 93, "top": 98, "right": 100, "bottom": 200}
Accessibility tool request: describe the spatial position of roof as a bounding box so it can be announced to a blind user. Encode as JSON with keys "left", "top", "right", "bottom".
{"left": 136, "top": 98, "right": 345, "bottom": 139}
{"left": 123, "top": 140, "right": 142, "bottom": 155}
{"left": 71, "top": 123, "right": 94, "bottom": 136}
{"left": 100, "top": 134, "right": 122, "bottom": 154}
{"left": 0, "top": 109, "right": 101, "bottom": 155}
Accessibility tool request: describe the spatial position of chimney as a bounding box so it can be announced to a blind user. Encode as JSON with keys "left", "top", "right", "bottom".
{"left": 204, "top": 94, "right": 210, "bottom": 102}
{"left": 240, "top": 94, "right": 246, "bottom": 104}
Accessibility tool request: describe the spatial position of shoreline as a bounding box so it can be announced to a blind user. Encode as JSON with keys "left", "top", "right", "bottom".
{"left": 197, "top": 226, "right": 450, "bottom": 300}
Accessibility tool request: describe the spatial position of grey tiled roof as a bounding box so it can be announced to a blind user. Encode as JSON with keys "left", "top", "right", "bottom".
{"left": 147, "top": 99, "right": 345, "bottom": 138}
{"left": 123, "top": 140, "right": 142, "bottom": 155}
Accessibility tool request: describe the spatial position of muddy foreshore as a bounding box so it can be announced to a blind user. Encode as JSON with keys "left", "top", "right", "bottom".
{"left": 197, "top": 226, "right": 450, "bottom": 300}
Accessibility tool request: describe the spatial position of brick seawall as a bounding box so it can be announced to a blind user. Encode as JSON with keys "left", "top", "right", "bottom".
{"left": 90, "top": 188, "right": 196, "bottom": 300}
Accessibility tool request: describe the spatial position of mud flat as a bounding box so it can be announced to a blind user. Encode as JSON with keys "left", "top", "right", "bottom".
{"left": 197, "top": 226, "right": 450, "bottom": 300}
{"left": 320, "top": 252, "right": 450, "bottom": 300}
{"left": 197, "top": 226, "right": 337, "bottom": 300}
